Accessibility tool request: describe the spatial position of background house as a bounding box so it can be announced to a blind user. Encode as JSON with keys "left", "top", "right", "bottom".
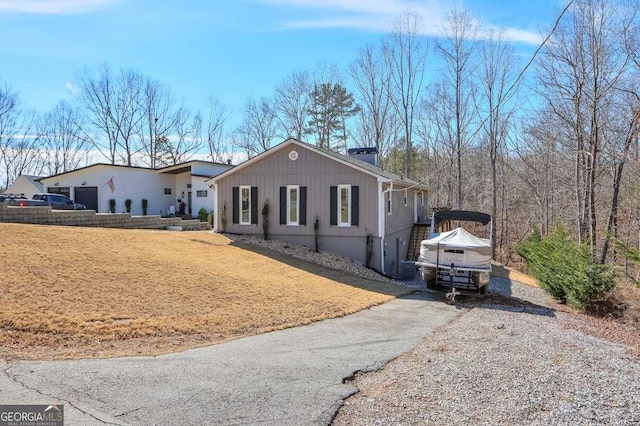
{"left": 38, "top": 160, "right": 232, "bottom": 216}
{"left": 3, "top": 174, "right": 44, "bottom": 198}
{"left": 211, "top": 139, "right": 429, "bottom": 275}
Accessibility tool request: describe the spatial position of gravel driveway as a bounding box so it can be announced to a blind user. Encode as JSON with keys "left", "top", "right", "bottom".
{"left": 334, "top": 278, "right": 640, "bottom": 425}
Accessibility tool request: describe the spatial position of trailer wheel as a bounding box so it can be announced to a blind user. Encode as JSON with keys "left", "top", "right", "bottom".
{"left": 424, "top": 279, "right": 433, "bottom": 290}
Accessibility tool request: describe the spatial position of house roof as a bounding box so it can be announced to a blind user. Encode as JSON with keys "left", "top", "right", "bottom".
{"left": 22, "top": 175, "right": 44, "bottom": 192}
{"left": 38, "top": 163, "right": 156, "bottom": 181}
{"left": 157, "top": 159, "right": 233, "bottom": 175}
{"left": 38, "top": 160, "right": 233, "bottom": 181}
{"left": 312, "top": 143, "right": 423, "bottom": 187}
{"left": 210, "top": 138, "right": 427, "bottom": 189}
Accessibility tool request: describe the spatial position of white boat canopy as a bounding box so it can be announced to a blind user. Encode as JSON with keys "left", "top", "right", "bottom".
{"left": 424, "top": 227, "right": 491, "bottom": 250}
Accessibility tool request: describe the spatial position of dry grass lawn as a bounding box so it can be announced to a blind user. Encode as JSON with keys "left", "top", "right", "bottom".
{"left": 491, "top": 261, "right": 539, "bottom": 287}
{"left": 0, "top": 223, "right": 408, "bottom": 360}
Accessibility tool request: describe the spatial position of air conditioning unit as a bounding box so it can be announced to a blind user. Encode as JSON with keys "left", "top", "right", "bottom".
{"left": 399, "top": 260, "right": 417, "bottom": 280}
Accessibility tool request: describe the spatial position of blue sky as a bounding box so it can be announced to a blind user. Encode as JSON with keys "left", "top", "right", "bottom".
{"left": 0, "top": 0, "right": 561, "bottom": 125}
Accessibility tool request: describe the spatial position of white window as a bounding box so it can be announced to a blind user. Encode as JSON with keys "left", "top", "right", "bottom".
{"left": 421, "top": 191, "right": 425, "bottom": 206}
{"left": 287, "top": 185, "right": 299, "bottom": 225}
{"left": 404, "top": 189, "right": 408, "bottom": 206}
{"left": 338, "top": 184, "right": 351, "bottom": 227}
{"left": 240, "top": 185, "right": 251, "bottom": 225}
{"left": 386, "top": 191, "right": 392, "bottom": 215}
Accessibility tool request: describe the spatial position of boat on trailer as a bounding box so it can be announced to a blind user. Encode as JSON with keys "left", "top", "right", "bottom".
{"left": 415, "top": 210, "right": 493, "bottom": 301}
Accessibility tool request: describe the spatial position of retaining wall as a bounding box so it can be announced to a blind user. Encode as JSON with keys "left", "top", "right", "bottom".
{"left": 0, "top": 204, "right": 210, "bottom": 231}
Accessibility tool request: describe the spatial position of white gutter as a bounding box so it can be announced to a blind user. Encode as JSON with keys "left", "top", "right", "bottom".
{"left": 379, "top": 181, "right": 393, "bottom": 275}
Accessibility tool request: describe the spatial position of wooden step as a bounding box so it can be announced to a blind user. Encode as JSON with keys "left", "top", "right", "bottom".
{"left": 406, "top": 223, "right": 431, "bottom": 260}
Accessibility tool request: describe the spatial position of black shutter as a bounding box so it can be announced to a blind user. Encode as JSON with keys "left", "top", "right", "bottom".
{"left": 232, "top": 187, "right": 239, "bottom": 224}
{"left": 251, "top": 186, "right": 258, "bottom": 224}
{"left": 330, "top": 186, "right": 337, "bottom": 226}
{"left": 351, "top": 185, "right": 359, "bottom": 226}
{"left": 279, "top": 187, "right": 286, "bottom": 225}
{"left": 300, "top": 186, "right": 307, "bottom": 226}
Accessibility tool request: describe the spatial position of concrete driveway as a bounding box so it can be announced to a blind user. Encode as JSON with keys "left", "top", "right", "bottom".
{"left": 1, "top": 293, "right": 461, "bottom": 425}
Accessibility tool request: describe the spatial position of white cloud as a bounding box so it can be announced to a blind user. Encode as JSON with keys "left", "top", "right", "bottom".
{"left": 280, "top": 15, "right": 395, "bottom": 32}
{"left": 259, "top": 0, "right": 542, "bottom": 45}
{"left": 0, "top": 0, "right": 120, "bottom": 14}
{"left": 499, "top": 27, "right": 543, "bottom": 45}
{"left": 65, "top": 82, "right": 79, "bottom": 97}
{"left": 262, "top": 0, "right": 429, "bottom": 16}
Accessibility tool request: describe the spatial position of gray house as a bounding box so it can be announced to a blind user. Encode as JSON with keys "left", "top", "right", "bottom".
{"left": 210, "top": 138, "right": 429, "bottom": 275}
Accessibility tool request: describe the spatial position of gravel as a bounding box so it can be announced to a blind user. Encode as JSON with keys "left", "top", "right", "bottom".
{"left": 224, "top": 233, "right": 414, "bottom": 284}
{"left": 225, "top": 233, "right": 640, "bottom": 424}
{"left": 333, "top": 278, "right": 640, "bottom": 425}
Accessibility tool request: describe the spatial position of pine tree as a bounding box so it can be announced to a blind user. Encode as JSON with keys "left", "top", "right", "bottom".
{"left": 306, "top": 83, "right": 360, "bottom": 150}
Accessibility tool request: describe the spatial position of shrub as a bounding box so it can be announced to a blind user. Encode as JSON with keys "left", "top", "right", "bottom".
{"left": 262, "top": 200, "right": 269, "bottom": 240}
{"left": 314, "top": 216, "right": 320, "bottom": 252}
{"left": 109, "top": 199, "right": 116, "bottom": 214}
{"left": 365, "top": 229, "right": 374, "bottom": 268}
{"left": 197, "top": 207, "right": 209, "bottom": 222}
{"left": 515, "top": 224, "right": 615, "bottom": 310}
{"left": 124, "top": 199, "right": 132, "bottom": 213}
{"left": 142, "top": 199, "right": 148, "bottom": 216}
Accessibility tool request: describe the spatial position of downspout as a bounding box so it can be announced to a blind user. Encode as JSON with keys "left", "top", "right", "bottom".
{"left": 213, "top": 181, "right": 219, "bottom": 232}
{"left": 379, "top": 180, "right": 393, "bottom": 275}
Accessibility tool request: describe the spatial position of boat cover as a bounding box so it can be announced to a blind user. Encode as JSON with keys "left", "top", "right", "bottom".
{"left": 423, "top": 227, "right": 491, "bottom": 252}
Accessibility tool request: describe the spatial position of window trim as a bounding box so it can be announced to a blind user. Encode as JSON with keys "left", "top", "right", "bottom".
{"left": 239, "top": 185, "right": 251, "bottom": 225}
{"left": 286, "top": 185, "right": 299, "bottom": 226}
{"left": 338, "top": 184, "right": 351, "bottom": 227}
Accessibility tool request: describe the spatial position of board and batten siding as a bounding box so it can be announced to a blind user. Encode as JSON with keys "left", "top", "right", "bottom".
{"left": 384, "top": 187, "right": 428, "bottom": 232}
{"left": 216, "top": 144, "right": 381, "bottom": 266}
{"left": 381, "top": 186, "right": 428, "bottom": 270}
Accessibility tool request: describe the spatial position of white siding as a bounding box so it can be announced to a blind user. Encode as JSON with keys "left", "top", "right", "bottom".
{"left": 40, "top": 166, "right": 175, "bottom": 215}
{"left": 191, "top": 177, "right": 214, "bottom": 217}
{"left": 4, "top": 176, "right": 42, "bottom": 198}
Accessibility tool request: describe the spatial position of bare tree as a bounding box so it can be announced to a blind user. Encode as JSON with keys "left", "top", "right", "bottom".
{"left": 39, "top": 100, "right": 88, "bottom": 176}
{"left": 476, "top": 28, "right": 520, "bottom": 258}
{"left": 350, "top": 43, "right": 395, "bottom": 166}
{"left": 598, "top": 2, "right": 640, "bottom": 263}
{"left": 600, "top": 96, "right": 640, "bottom": 262}
{"left": 158, "top": 107, "right": 203, "bottom": 166}
{"left": 0, "top": 81, "right": 19, "bottom": 189}
{"left": 136, "top": 78, "right": 176, "bottom": 168}
{"left": 383, "top": 12, "right": 428, "bottom": 179}
{"left": 536, "top": 0, "right": 636, "bottom": 256}
{"left": 0, "top": 83, "right": 46, "bottom": 188}
{"left": 76, "top": 64, "right": 145, "bottom": 165}
{"left": 435, "top": 6, "right": 479, "bottom": 209}
{"left": 204, "top": 96, "right": 231, "bottom": 164}
{"left": 234, "top": 97, "right": 276, "bottom": 158}
{"left": 273, "top": 70, "right": 311, "bottom": 141}
{"left": 0, "top": 109, "right": 43, "bottom": 189}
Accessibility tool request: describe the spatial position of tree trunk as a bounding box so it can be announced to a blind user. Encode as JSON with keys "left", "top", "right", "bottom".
{"left": 601, "top": 109, "right": 640, "bottom": 263}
